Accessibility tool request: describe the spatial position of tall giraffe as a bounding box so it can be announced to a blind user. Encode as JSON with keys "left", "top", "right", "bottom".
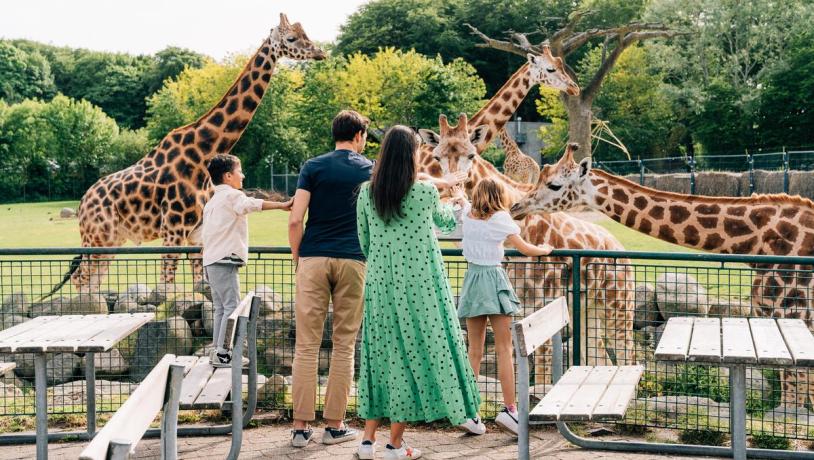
{"left": 511, "top": 145, "right": 814, "bottom": 408}
{"left": 62, "top": 14, "right": 325, "bottom": 294}
{"left": 420, "top": 114, "right": 636, "bottom": 373}
{"left": 498, "top": 128, "right": 540, "bottom": 184}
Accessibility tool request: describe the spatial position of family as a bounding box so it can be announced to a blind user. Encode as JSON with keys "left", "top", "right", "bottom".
{"left": 200, "top": 110, "right": 551, "bottom": 460}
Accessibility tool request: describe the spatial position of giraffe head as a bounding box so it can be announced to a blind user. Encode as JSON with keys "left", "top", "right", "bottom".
{"left": 270, "top": 13, "right": 326, "bottom": 61}
{"left": 418, "top": 113, "right": 489, "bottom": 176}
{"left": 528, "top": 45, "right": 580, "bottom": 96}
{"left": 510, "top": 143, "right": 593, "bottom": 218}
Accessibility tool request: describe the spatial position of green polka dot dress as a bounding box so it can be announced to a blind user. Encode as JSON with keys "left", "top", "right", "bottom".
{"left": 355, "top": 181, "right": 481, "bottom": 425}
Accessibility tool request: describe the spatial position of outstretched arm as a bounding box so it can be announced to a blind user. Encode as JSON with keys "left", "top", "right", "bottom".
{"left": 288, "top": 189, "right": 310, "bottom": 267}
{"left": 262, "top": 198, "right": 293, "bottom": 211}
{"left": 506, "top": 234, "right": 553, "bottom": 257}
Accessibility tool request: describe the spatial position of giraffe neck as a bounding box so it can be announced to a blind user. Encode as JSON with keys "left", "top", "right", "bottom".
{"left": 498, "top": 129, "right": 522, "bottom": 159}
{"left": 468, "top": 157, "right": 532, "bottom": 203}
{"left": 469, "top": 64, "right": 532, "bottom": 154}
{"left": 589, "top": 169, "right": 814, "bottom": 255}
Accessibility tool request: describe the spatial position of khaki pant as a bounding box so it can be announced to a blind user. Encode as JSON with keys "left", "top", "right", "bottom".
{"left": 292, "top": 256, "right": 366, "bottom": 422}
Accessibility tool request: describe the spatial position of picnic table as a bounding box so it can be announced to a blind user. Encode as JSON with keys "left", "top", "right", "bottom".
{"left": 0, "top": 313, "right": 154, "bottom": 460}
{"left": 655, "top": 316, "right": 814, "bottom": 460}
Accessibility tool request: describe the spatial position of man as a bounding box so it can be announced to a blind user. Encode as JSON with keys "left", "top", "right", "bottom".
{"left": 288, "top": 110, "right": 372, "bottom": 447}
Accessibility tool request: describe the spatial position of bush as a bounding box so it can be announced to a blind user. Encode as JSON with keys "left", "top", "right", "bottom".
{"left": 679, "top": 429, "right": 727, "bottom": 446}
{"left": 750, "top": 432, "right": 791, "bottom": 450}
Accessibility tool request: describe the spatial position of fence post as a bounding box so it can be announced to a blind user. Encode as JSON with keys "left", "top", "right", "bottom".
{"left": 639, "top": 160, "right": 645, "bottom": 186}
{"left": 689, "top": 157, "right": 696, "bottom": 195}
{"left": 783, "top": 148, "right": 789, "bottom": 194}
{"left": 571, "top": 255, "right": 581, "bottom": 366}
{"left": 747, "top": 150, "right": 755, "bottom": 195}
{"left": 284, "top": 161, "right": 289, "bottom": 195}
{"left": 269, "top": 157, "right": 273, "bottom": 191}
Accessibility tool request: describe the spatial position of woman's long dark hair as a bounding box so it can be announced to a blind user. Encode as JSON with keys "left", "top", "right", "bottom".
{"left": 370, "top": 125, "right": 418, "bottom": 223}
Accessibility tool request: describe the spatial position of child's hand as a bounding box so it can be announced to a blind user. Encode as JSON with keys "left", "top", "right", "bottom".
{"left": 441, "top": 171, "right": 468, "bottom": 189}
{"left": 280, "top": 198, "right": 294, "bottom": 211}
{"left": 536, "top": 243, "right": 554, "bottom": 256}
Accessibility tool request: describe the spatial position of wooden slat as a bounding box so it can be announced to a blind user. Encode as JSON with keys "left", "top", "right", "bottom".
{"left": 74, "top": 313, "right": 154, "bottom": 352}
{"left": 0, "top": 316, "right": 59, "bottom": 344}
{"left": 529, "top": 366, "right": 592, "bottom": 422}
{"left": 513, "top": 297, "right": 569, "bottom": 357}
{"left": 654, "top": 317, "right": 694, "bottom": 361}
{"left": 558, "top": 366, "right": 618, "bottom": 421}
{"left": 221, "top": 292, "right": 255, "bottom": 351}
{"left": 777, "top": 319, "right": 814, "bottom": 366}
{"left": 749, "top": 318, "right": 793, "bottom": 366}
{"left": 687, "top": 317, "right": 722, "bottom": 363}
{"left": 173, "top": 355, "right": 199, "bottom": 375}
{"left": 592, "top": 365, "right": 644, "bottom": 420}
{"left": 179, "top": 357, "right": 215, "bottom": 409}
{"left": 1, "top": 315, "right": 87, "bottom": 352}
{"left": 79, "top": 354, "right": 175, "bottom": 460}
{"left": 192, "top": 367, "right": 232, "bottom": 409}
{"left": 721, "top": 318, "right": 757, "bottom": 364}
{"left": 0, "top": 362, "right": 16, "bottom": 375}
{"left": 36, "top": 315, "right": 121, "bottom": 353}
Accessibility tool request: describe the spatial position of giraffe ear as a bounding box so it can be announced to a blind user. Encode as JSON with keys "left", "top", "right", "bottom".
{"left": 418, "top": 129, "right": 440, "bottom": 147}
{"left": 279, "top": 13, "right": 291, "bottom": 28}
{"left": 527, "top": 53, "right": 539, "bottom": 66}
{"left": 578, "top": 157, "right": 592, "bottom": 178}
{"left": 469, "top": 125, "right": 490, "bottom": 147}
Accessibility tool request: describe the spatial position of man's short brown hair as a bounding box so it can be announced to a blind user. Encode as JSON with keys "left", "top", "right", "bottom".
{"left": 332, "top": 110, "right": 370, "bottom": 142}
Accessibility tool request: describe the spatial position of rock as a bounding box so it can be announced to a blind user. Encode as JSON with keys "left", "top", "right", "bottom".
{"left": 708, "top": 297, "right": 753, "bottom": 317}
{"left": 30, "top": 294, "right": 108, "bottom": 317}
{"left": 253, "top": 374, "right": 288, "bottom": 403}
{"left": 148, "top": 286, "right": 168, "bottom": 305}
{"left": 637, "top": 395, "right": 729, "bottom": 420}
{"left": 126, "top": 284, "right": 152, "bottom": 304}
{"left": 50, "top": 379, "right": 138, "bottom": 407}
{"left": 0, "top": 382, "right": 23, "bottom": 400}
{"left": 717, "top": 367, "right": 773, "bottom": 403}
{"left": 654, "top": 273, "right": 709, "bottom": 319}
{"left": 588, "top": 427, "right": 616, "bottom": 436}
{"left": 84, "top": 349, "right": 128, "bottom": 376}
{"left": 255, "top": 286, "right": 284, "bottom": 315}
{"left": 100, "top": 291, "right": 119, "bottom": 311}
{"left": 164, "top": 293, "right": 207, "bottom": 318}
{"left": 59, "top": 207, "right": 76, "bottom": 218}
{"left": 45, "top": 353, "right": 81, "bottom": 385}
{"left": 264, "top": 345, "right": 295, "bottom": 375}
{"left": 193, "top": 280, "right": 211, "bottom": 301}
{"left": 476, "top": 375, "right": 504, "bottom": 405}
{"left": 202, "top": 301, "right": 214, "bottom": 336}
{"left": 113, "top": 297, "right": 139, "bottom": 313}
{"left": 1, "top": 292, "right": 29, "bottom": 316}
{"left": 131, "top": 316, "right": 193, "bottom": 380}
{"left": 6, "top": 353, "right": 36, "bottom": 378}
{"left": 633, "top": 283, "right": 661, "bottom": 329}
{"left": 1, "top": 315, "right": 26, "bottom": 330}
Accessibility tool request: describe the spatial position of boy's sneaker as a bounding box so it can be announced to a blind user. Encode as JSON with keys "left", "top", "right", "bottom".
{"left": 291, "top": 428, "right": 314, "bottom": 447}
{"left": 384, "top": 442, "right": 421, "bottom": 460}
{"left": 322, "top": 424, "right": 358, "bottom": 445}
{"left": 458, "top": 416, "right": 486, "bottom": 435}
{"left": 210, "top": 351, "right": 249, "bottom": 368}
{"left": 495, "top": 406, "right": 519, "bottom": 436}
{"left": 357, "top": 440, "right": 376, "bottom": 459}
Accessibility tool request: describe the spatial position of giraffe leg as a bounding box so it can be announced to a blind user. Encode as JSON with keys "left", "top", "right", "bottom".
{"left": 186, "top": 224, "right": 204, "bottom": 284}
{"left": 160, "top": 231, "right": 185, "bottom": 285}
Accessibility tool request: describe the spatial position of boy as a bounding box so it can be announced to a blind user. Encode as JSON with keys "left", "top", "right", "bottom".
{"left": 202, "top": 153, "right": 292, "bottom": 367}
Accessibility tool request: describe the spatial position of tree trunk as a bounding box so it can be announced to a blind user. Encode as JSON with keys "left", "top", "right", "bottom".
{"left": 564, "top": 95, "right": 593, "bottom": 161}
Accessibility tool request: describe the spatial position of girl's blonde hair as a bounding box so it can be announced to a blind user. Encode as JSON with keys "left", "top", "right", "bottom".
{"left": 470, "top": 178, "right": 510, "bottom": 219}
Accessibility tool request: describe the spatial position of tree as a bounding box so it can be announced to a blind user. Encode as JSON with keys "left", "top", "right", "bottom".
{"left": 0, "top": 42, "right": 56, "bottom": 103}
{"left": 145, "top": 46, "right": 208, "bottom": 95}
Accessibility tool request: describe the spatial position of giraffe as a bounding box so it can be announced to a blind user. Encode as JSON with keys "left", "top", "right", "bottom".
{"left": 510, "top": 143, "right": 814, "bottom": 409}
{"left": 497, "top": 128, "right": 540, "bottom": 184}
{"left": 419, "top": 114, "right": 636, "bottom": 379}
{"left": 60, "top": 14, "right": 325, "bottom": 295}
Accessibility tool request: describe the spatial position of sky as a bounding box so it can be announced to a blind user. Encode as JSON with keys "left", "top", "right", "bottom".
{"left": 0, "top": 0, "right": 370, "bottom": 59}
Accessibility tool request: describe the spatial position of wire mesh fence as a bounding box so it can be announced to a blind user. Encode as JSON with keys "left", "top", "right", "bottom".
{"left": 1, "top": 247, "right": 814, "bottom": 441}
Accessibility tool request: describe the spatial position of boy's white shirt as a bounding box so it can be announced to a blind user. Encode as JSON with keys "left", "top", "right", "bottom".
{"left": 201, "top": 184, "right": 263, "bottom": 266}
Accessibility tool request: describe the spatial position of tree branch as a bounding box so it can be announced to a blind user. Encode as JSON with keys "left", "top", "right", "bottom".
{"left": 465, "top": 23, "right": 529, "bottom": 57}
{"left": 562, "top": 23, "right": 673, "bottom": 55}
{"left": 549, "top": 9, "right": 593, "bottom": 49}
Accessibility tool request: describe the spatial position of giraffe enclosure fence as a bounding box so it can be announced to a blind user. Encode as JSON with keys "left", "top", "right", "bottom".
{"left": 0, "top": 247, "right": 813, "bottom": 440}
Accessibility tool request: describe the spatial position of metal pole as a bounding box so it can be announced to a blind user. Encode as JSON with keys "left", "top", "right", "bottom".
{"left": 689, "top": 157, "right": 696, "bottom": 195}
{"left": 783, "top": 148, "right": 789, "bottom": 194}
{"left": 109, "top": 440, "right": 132, "bottom": 459}
{"left": 748, "top": 151, "right": 755, "bottom": 195}
{"left": 226, "top": 317, "right": 247, "bottom": 460}
{"left": 269, "top": 157, "right": 273, "bottom": 191}
{"left": 284, "top": 161, "right": 289, "bottom": 196}
{"left": 571, "top": 255, "right": 581, "bottom": 366}
{"left": 85, "top": 352, "right": 96, "bottom": 437}
{"left": 639, "top": 160, "right": 645, "bottom": 185}
{"left": 161, "top": 364, "right": 184, "bottom": 460}
{"left": 512, "top": 324, "right": 530, "bottom": 460}
{"left": 34, "top": 353, "right": 48, "bottom": 460}
{"left": 731, "top": 365, "right": 747, "bottom": 460}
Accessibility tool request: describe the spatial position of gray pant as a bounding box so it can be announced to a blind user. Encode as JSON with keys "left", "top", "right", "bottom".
{"left": 205, "top": 263, "right": 241, "bottom": 354}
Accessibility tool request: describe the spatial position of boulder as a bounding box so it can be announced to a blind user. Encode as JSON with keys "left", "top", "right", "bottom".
{"left": 0, "top": 382, "right": 23, "bottom": 400}
{"left": 130, "top": 316, "right": 193, "bottom": 380}
{"left": 45, "top": 353, "right": 81, "bottom": 385}
{"left": 253, "top": 373, "right": 288, "bottom": 403}
{"left": 255, "top": 286, "right": 284, "bottom": 315}
{"left": 113, "top": 297, "right": 139, "bottom": 314}
{"left": 1, "top": 314, "right": 27, "bottom": 330}
{"left": 708, "top": 297, "right": 753, "bottom": 317}
{"left": 264, "top": 345, "right": 295, "bottom": 375}
{"left": 1, "top": 292, "right": 29, "bottom": 316}
{"left": 633, "top": 283, "right": 661, "bottom": 329}
{"left": 84, "top": 348, "right": 128, "bottom": 376}
{"left": 654, "top": 273, "right": 709, "bottom": 319}
{"left": 50, "top": 379, "right": 138, "bottom": 407}
{"left": 164, "top": 293, "right": 207, "bottom": 319}
{"left": 636, "top": 395, "right": 729, "bottom": 420}
{"left": 193, "top": 280, "right": 212, "bottom": 301}
{"left": 202, "top": 301, "right": 214, "bottom": 336}
{"left": 29, "top": 294, "right": 108, "bottom": 317}
{"left": 59, "top": 207, "right": 76, "bottom": 218}
{"left": 125, "top": 284, "right": 152, "bottom": 305}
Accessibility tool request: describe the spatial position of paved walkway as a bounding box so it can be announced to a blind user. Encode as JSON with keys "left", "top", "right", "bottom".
{"left": 0, "top": 421, "right": 724, "bottom": 459}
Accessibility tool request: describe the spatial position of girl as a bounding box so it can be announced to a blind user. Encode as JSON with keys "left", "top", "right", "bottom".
{"left": 456, "top": 178, "right": 552, "bottom": 436}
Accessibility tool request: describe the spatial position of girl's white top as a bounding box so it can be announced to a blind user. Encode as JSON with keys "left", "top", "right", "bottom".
{"left": 461, "top": 202, "right": 521, "bottom": 266}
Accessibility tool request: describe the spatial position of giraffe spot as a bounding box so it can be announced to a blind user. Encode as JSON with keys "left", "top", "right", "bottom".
{"left": 254, "top": 55, "right": 264, "bottom": 67}
{"left": 199, "top": 140, "right": 214, "bottom": 155}
{"left": 669, "top": 205, "right": 691, "bottom": 224}
{"left": 639, "top": 218, "right": 652, "bottom": 234}
{"left": 624, "top": 211, "right": 637, "bottom": 227}
{"left": 597, "top": 185, "right": 609, "bottom": 195}
{"left": 731, "top": 236, "right": 757, "bottom": 253}
{"left": 198, "top": 127, "right": 215, "bottom": 142}
{"left": 501, "top": 107, "right": 513, "bottom": 116}
{"left": 612, "top": 188, "right": 629, "bottom": 204}
{"left": 139, "top": 185, "right": 151, "bottom": 199}
{"left": 633, "top": 196, "right": 647, "bottom": 210}
{"left": 263, "top": 61, "right": 272, "bottom": 71}
{"left": 763, "top": 276, "right": 783, "bottom": 299}
{"left": 488, "top": 105, "right": 501, "bottom": 114}
{"left": 167, "top": 148, "right": 180, "bottom": 162}
{"left": 170, "top": 199, "right": 184, "bottom": 213}
{"left": 182, "top": 131, "right": 195, "bottom": 146}
{"left": 208, "top": 112, "right": 224, "bottom": 127}
{"left": 800, "top": 233, "right": 814, "bottom": 256}
{"left": 723, "top": 218, "right": 751, "bottom": 237}
{"left": 161, "top": 170, "right": 175, "bottom": 186}
{"left": 727, "top": 206, "right": 747, "bottom": 216}
{"left": 168, "top": 214, "right": 182, "bottom": 226}
{"left": 501, "top": 92, "right": 511, "bottom": 101}
{"left": 243, "top": 96, "right": 258, "bottom": 112}
{"left": 683, "top": 225, "right": 701, "bottom": 246}
{"left": 762, "top": 228, "right": 792, "bottom": 255}
{"left": 261, "top": 73, "right": 270, "bottom": 82}
{"left": 251, "top": 71, "right": 259, "bottom": 80}
{"left": 229, "top": 86, "right": 238, "bottom": 97}
{"left": 511, "top": 79, "right": 520, "bottom": 88}
{"left": 703, "top": 233, "right": 725, "bottom": 251}
{"left": 195, "top": 171, "right": 207, "bottom": 187}
{"left": 184, "top": 148, "right": 201, "bottom": 164}
{"left": 783, "top": 289, "right": 807, "bottom": 310}
{"left": 128, "top": 197, "right": 140, "bottom": 210}
{"left": 695, "top": 203, "right": 720, "bottom": 215}
{"left": 226, "top": 99, "right": 239, "bottom": 115}
{"left": 253, "top": 84, "right": 264, "bottom": 98}
{"left": 747, "top": 207, "right": 775, "bottom": 227}
{"left": 777, "top": 220, "right": 799, "bottom": 242}
{"left": 613, "top": 204, "right": 625, "bottom": 216}
{"left": 610, "top": 213, "right": 622, "bottom": 223}
{"left": 240, "top": 75, "right": 251, "bottom": 92}
{"left": 649, "top": 206, "right": 664, "bottom": 219}
{"left": 125, "top": 181, "right": 138, "bottom": 195}
{"left": 659, "top": 225, "right": 678, "bottom": 244}
{"left": 217, "top": 138, "right": 235, "bottom": 152}
{"left": 698, "top": 216, "right": 718, "bottom": 229}
{"left": 781, "top": 207, "right": 800, "bottom": 219}
{"left": 261, "top": 46, "right": 269, "bottom": 55}
{"left": 162, "top": 140, "right": 172, "bottom": 150}
{"left": 140, "top": 216, "right": 151, "bottom": 225}
{"left": 217, "top": 99, "right": 227, "bottom": 109}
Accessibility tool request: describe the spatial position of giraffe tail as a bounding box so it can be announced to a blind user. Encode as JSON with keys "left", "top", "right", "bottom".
{"left": 39, "top": 255, "right": 83, "bottom": 300}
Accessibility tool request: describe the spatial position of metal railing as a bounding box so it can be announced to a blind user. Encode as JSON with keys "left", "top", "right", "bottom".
{"left": 1, "top": 246, "right": 813, "bottom": 442}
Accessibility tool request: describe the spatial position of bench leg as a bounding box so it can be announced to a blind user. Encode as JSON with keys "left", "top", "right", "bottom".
{"left": 513, "top": 326, "right": 530, "bottom": 460}
{"left": 109, "top": 440, "right": 132, "bottom": 459}
{"left": 226, "top": 317, "right": 248, "bottom": 460}
{"left": 731, "top": 365, "right": 747, "bottom": 460}
{"left": 85, "top": 352, "right": 96, "bottom": 438}
{"left": 34, "top": 353, "right": 48, "bottom": 460}
{"left": 161, "top": 364, "right": 184, "bottom": 460}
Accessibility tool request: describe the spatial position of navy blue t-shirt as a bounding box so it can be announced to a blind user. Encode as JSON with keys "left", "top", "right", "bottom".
{"left": 297, "top": 149, "right": 373, "bottom": 261}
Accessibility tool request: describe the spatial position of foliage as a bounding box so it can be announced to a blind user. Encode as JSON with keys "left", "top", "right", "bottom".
{"left": 0, "top": 42, "right": 56, "bottom": 103}
{"left": 749, "top": 432, "right": 791, "bottom": 450}
{"left": 678, "top": 428, "right": 728, "bottom": 446}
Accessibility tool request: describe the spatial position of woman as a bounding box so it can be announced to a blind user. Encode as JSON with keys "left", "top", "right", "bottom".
{"left": 355, "top": 125, "right": 480, "bottom": 460}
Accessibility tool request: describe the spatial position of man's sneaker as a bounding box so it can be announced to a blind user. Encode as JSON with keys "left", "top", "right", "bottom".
{"left": 211, "top": 352, "right": 231, "bottom": 368}
{"left": 291, "top": 428, "right": 314, "bottom": 447}
{"left": 357, "top": 440, "right": 376, "bottom": 459}
{"left": 495, "top": 406, "right": 519, "bottom": 436}
{"left": 383, "top": 442, "right": 421, "bottom": 460}
{"left": 322, "top": 424, "right": 358, "bottom": 445}
{"left": 458, "top": 417, "right": 486, "bottom": 435}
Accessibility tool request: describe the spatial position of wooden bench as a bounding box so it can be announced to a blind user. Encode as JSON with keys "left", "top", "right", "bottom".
{"left": 514, "top": 297, "right": 643, "bottom": 460}
{"left": 79, "top": 354, "right": 184, "bottom": 460}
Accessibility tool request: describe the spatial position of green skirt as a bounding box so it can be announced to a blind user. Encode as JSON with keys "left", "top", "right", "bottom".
{"left": 457, "top": 263, "right": 520, "bottom": 318}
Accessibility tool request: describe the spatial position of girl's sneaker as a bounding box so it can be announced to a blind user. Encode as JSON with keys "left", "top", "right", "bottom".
{"left": 383, "top": 442, "right": 422, "bottom": 460}
{"left": 458, "top": 417, "right": 486, "bottom": 435}
{"left": 495, "top": 406, "right": 519, "bottom": 436}
{"left": 357, "top": 440, "right": 376, "bottom": 459}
